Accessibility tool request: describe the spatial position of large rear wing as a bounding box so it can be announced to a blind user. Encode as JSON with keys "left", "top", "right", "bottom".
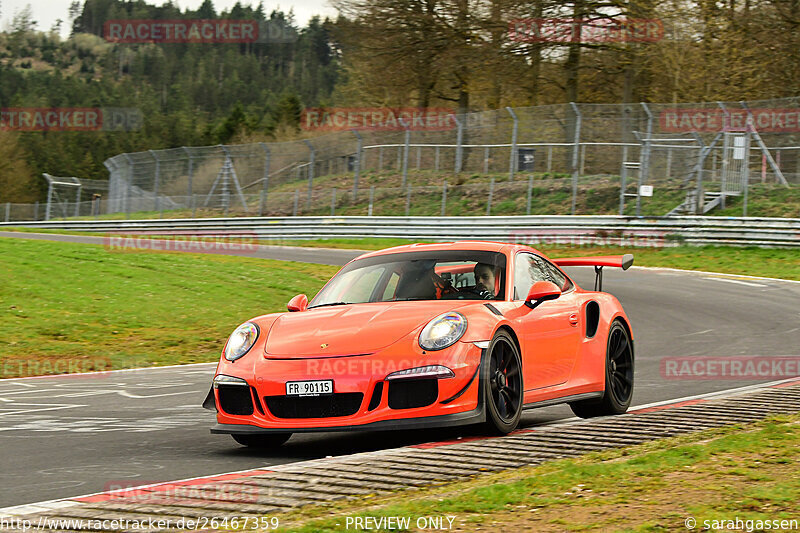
{"left": 553, "top": 254, "right": 634, "bottom": 291}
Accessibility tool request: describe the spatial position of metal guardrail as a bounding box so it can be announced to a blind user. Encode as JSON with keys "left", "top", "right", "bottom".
{"left": 2, "top": 215, "right": 799, "bottom": 247}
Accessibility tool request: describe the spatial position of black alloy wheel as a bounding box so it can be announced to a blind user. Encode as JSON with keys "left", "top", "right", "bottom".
{"left": 570, "top": 319, "right": 634, "bottom": 418}
{"left": 483, "top": 330, "right": 523, "bottom": 434}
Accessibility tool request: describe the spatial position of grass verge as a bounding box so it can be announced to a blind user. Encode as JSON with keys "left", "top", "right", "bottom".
{"left": 271, "top": 414, "right": 800, "bottom": 532}
{"left": 0, "top": 237, "right": 338, "bottom": 377}
{"left": 32, "top": 171, "right": 800, "bottom": 220}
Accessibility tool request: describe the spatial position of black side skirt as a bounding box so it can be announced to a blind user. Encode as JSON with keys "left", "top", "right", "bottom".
{"left": 522, "top": 391, "right": 604, "bottom": 410}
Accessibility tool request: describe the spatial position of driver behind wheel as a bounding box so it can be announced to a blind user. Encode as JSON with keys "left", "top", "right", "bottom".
{"left": 473, "top": 262, "right": 498, "bottom": 299}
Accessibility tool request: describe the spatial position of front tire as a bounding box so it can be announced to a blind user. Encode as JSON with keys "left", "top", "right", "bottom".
{"left": 482, "top": 330, "right": 523, "bottom": 434}
{"left": 570, "top": 319, "right": 634, "bottom": 418}
{"left": 231, "top": 433, "right": 291, "bottom": 448}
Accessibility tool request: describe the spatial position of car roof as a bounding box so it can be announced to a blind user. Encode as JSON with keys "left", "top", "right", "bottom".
{"left": 354, "top": 241, "right": 544, "bottom": 261}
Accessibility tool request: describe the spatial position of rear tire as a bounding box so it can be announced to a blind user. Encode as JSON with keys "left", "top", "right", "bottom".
{"left": 482, "top": 330, "right": 523, "bottom": 435}
{"left": 570, "top": 319, "right": 634, "bottom": 419}
{"left": 231, "top": 433, "right": 291, "bottom": 448}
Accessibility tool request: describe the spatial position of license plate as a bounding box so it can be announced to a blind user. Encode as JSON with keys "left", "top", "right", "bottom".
{"left": 285, "top": 380, "right": 333, "bottom": 397}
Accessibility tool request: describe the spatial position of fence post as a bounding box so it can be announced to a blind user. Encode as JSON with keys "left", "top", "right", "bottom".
{"left": 452, "top": 114, "right": 464, "bottom": 173}
{"left": 619, "top": 163, "right": 628, "bottom": 216}
{"left": 526, "top": 174, "right": 533, "bottom": 215}
{"left": 716, "top": 101, "right": 731, "bottom": 209}
{"left": 34, "top": 201, "right": 39, "bottom": 221}
{"left": 666, "top": 148, "right": 672, "bottom": 180}
{"left": 742, "top": 127, "right": 752, "bottom": 217}
{"left": 351, "top": 129, "right": 362, "bottom": 199}
{"left": 691, "top": 132, "right": 705, "bottom": 214}
{"left": 569, "top": 103, "right": 582, "bottom": 215}
{"left": 149, "top": 149, "right": 161, "bottom": 215}
{"left": 191, "top": 194, "right": 197, "bottom": 218}
{"left": 331, "top": 188, "right": 336, "bottom": 216}
{"left": 123, "top": 153, "right": 134, "bottom": 218}
{"left": 304, "top": 139, "right": 315, "bottom": 209}
{"left": 441, "top": 180, "right": 448, "bottom": 216}
{"left": 546, "top": 145, "right": 553, "bottom": 173}
{"left": 293, "top": 189, "right": 299, "bottom": 216}
{"left": 506, "top": 107, "right": 519, "bottom": 181}
{"left": 637, "top": 103, "right": 653, "bottom": 218}
{"left": 486, "top": 177, "right": 495, "bottom": 215}
{"left": 259, "top": 142, "right": 270, "bottom": 216}
{"left": 405, "top": 186, "right": 411, "bottom": 216}
{"left": 435, "top": 146, "right": 440, "bottom": 170}
{"left": 182, "top": 147, "right": 193, "bottom": 201}
{"left": 42, "top": 172, "right": 53, "bottom": 221}
{"left": 400, "top": 119, "right": 410, "bottom": 189}
{"left": 368, "top": 186, "right": 375, "bottom": 216}
{"left": 484, "top": 146, "right": 490, "bottom": 174}
{"left": 74, "top": 184, "right": 82, "bottom": 218}
{"left": 379, "top": 146, "right": 383, "bottom": 169}
{"left": 416, "top": 146, "right": 422, "bottom": 170}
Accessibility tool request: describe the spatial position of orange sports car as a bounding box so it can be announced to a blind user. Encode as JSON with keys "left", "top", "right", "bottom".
{"left": 203, "top": 241, "right": 635, "bottom": 448}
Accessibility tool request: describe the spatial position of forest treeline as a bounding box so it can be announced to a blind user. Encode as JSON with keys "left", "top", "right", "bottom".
{"left": 1, "top": 0, "right": 799, "bottom": 201}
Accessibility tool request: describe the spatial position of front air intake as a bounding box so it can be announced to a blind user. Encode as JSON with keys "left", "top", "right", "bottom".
{"left": 217, "top": 385, "right": 255, "bottom": 416}
{"left": 264, "top": 393, "right": 364, "bottom": 419}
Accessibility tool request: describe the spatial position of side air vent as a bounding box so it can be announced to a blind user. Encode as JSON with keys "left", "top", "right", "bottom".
{"left": 251, "top": 386, "right": 265, "bottom": 415}
{"left": 586, "top": 300, "right": 600, "bottom": 338}
{"left": 368, "top": 382, "right": 384, "bottom": 411}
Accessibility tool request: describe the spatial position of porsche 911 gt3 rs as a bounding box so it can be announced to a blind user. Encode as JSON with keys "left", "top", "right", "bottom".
{"left": 203, "top": 241, "right": 635, "bottom": 447}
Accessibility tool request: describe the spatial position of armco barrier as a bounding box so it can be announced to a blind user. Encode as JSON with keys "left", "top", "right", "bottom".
{"left": 2, "top": 215, "right": 799, "bottom": 247}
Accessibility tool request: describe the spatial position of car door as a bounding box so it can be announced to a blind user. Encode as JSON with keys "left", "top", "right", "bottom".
{"left": 505, "top": 252, "right": 581, "bottom": 391}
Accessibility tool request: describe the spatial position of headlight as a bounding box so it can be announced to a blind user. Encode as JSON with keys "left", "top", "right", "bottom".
{"left": 224, "top": 322, "right": 259, "bottom": 361}
{"left": 419, "top": 312, "right": 467, "bottom": 351}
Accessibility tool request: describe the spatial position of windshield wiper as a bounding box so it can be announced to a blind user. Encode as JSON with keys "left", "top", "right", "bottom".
{"left": 387, "top": 297, "right": 429, "bottom": 302}
{"left": 307, "top": 301, "right": 350, "bottom": 309}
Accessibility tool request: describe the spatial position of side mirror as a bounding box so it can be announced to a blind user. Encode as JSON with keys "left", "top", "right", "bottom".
{"left": 525, "top": 281, "right": 561, "bottom": 309}
{"left": 287, "top": 294, "right": 308, "bottom": 312}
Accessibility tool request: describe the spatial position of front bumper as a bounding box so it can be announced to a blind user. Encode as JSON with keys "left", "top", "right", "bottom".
{"left": 208, "top": 340, "right": 484, "bottom": 433}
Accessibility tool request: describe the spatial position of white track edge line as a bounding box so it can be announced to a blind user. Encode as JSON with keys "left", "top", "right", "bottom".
{"left": 0, "top": 362, "right": 217, "bottom": 382}
{"left": 632, "top": 265, "right": 800, "bottom": 284}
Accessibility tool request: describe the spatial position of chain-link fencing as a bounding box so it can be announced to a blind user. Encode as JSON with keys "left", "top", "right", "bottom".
{"left": 6, "top": 98, "right": 800, "bottom": 222}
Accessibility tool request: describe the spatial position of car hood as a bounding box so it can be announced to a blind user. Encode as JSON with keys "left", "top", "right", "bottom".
{"left": 264, "top": 301, "right": 472, "bottom": 358}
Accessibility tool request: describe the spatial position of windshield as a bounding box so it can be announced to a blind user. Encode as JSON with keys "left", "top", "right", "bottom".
{"left": 309, "top": 250, "right": 507, "bottom": 308}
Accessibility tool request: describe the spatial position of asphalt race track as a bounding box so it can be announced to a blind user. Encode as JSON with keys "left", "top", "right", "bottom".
{"left": 1, "top": 232, "right": 799, "bottom": 508}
